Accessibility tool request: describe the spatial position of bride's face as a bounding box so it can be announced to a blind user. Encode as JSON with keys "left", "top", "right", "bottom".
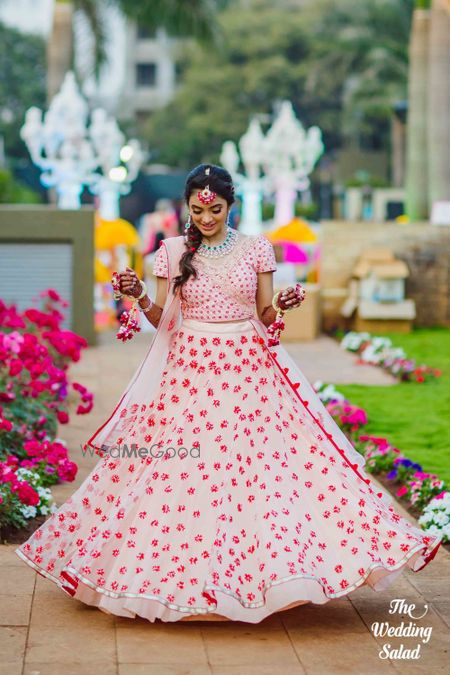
{"left": 188, "top": 193, "right": 229, "bottom": 238}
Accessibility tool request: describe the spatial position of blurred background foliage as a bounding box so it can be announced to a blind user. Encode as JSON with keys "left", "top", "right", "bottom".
{"left": 0, "top": 22, "right": 46, "bottom": 158}
{"left": 142, "top": 0, "right": 414, "bottom": 167}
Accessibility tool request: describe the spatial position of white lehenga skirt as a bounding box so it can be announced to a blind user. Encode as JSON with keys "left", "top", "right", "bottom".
{"left": 15, "top": 317, "right": 442, "bottom": 623}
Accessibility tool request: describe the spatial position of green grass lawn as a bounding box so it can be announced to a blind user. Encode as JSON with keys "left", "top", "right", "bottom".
{"left": 337, "top": 328, "right": 450, "bottom": 485}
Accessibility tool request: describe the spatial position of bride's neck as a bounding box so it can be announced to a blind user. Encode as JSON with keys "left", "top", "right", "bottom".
{"left": 201, "top": 227, "right": 228, "bottom": 247}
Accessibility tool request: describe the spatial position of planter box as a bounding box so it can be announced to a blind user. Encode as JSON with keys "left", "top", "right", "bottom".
{"left": 0, "top": 205, "right": 96, "bottom": 345}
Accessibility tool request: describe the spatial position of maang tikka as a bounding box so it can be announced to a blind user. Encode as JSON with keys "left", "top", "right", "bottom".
{"left": 197, "top": 167, "right": 217, "bottom": 205}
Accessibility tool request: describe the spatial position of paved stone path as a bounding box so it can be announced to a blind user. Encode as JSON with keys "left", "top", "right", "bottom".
{"left": 1, "top": 331, "right": 448, "bottom": 675}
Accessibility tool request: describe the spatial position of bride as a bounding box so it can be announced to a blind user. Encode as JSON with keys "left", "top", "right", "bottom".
{"left": 15, "top": 164, "right": 442, "bottom": 623}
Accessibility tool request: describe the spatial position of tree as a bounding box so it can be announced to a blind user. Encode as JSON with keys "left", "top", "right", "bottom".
{"left": 47, "top": 0, "right": 232, "bottom": 100}
{"left": 405, "top": 0, "right": 430, "bottom": 220}
{"left": 427, "top": 0, "right": 450, "bottom": 206}
{"left": 405, "top": 0, "right": 450, "bottom": 220}
{"left": 297, "top": 0, "right": 414, "bottom": 148}
{"left": 142, "top": 0, "right": 414, "bottom": 168}
{"left": 142, "top": 1, "right": 310, "bottom": 167}
{"left": 0, "top": 22, "right": 46, "bottom": 158}
{"left": 0, "top": 169, "right": 42, "bottom": 203}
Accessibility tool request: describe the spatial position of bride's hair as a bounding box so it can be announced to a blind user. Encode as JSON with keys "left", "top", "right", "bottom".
{"left": 172, "top": 164, "right": 235, "bottom": 299}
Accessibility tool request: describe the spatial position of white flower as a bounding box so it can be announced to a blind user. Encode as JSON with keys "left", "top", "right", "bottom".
{"left": 40, "top": 505, "right": 50, "bottom": 516}
{"left": 372, "top": 337, "right": 392, "bottom": 351}
{"left": 389, "top": 347, "right": 407, "bottom": 360}
{"left": 423, "top": 524, "right": 441, "bottom": 537}
{"left": 419, "top": 495, "right": 450, "bottom": 542}
{"left": 16, "top": 468, "right": 33, "bottom": 480}
{"left": 323, "top": 385, "right": 345, "bottom": 402}
{"left": 314, "top": 382, "right": 346, "bottom": 403}
{"left": 20, "top": 505, "right": 37, "bottom": 519}
{"left": 426, "top": 495, "right": 450, "bottom": 512}
{"left": 433, "top": 512, "right": 449, "bottom": 527}
{"left": 341, "top": 332, "right": 371, "bottom": 351}
{"left": 37, "top": 487, "right": 52, "bottom": 499}
{"left": 360, "top": 345, "right": 383, "bottom": 363}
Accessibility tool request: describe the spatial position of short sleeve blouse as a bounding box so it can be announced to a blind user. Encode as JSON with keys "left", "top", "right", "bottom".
{"left": 151, "top": 234, "right": 277, "bottom": 321}
{"left": 153, "top": 243, "right": 169, "bottom": 277}
{"left": 253, "top": 235, "right": 277, "bottom": 273}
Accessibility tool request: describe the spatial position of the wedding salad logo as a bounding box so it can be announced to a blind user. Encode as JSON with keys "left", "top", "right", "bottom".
{"left": 371, "top": 598, "right": 433, "bottom": 660}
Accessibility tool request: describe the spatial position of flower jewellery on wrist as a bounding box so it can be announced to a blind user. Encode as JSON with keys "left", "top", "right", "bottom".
{"left": 267, "top": 283, "right": 306, "bottom": 346}
{"left": 111, "top": 272, "right": 151, "bottom": 342}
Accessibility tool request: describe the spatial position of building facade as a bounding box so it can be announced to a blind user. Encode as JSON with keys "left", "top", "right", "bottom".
{"left": 0, "top": 0, "right": 180, "bottom": 123}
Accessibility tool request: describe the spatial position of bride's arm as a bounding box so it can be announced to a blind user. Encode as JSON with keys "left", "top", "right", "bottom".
{"left": 138, "top": 276, "right": 167, "bottom": 328}
{"left": 118, "top": 267, "right": 167, "bottom": 329}
{"left": 256, "top": 272, "right": 279, "bottom": 328}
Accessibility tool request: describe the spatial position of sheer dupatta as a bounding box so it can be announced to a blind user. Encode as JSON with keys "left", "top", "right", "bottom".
{"left": 84, "top": 236, "right": 186, "bottom": 453}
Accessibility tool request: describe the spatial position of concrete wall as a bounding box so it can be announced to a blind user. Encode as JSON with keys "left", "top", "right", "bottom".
{"left": 0, "top": 205, "right": 96, "bottom": 345}
{"left": 320, "top": 221, "right": 450, "bottom": 330}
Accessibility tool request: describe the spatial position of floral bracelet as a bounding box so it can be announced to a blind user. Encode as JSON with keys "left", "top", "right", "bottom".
{"left": 267, "top": 283, "right": 306, "bottom": 346}
{"left": 111, "top": 273, "right": 148, "bottom": 342}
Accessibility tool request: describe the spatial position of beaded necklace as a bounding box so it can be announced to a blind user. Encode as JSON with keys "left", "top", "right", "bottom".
{"left": 196, "top": 227, "right": 238, "bottom": 258}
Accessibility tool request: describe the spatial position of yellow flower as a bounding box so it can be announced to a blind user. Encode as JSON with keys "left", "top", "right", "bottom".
{"left": 266, "top": 217, "right": 318, "bottom": 243}
{"left": 395, "top": 215, "right": 410, "bottom": 225}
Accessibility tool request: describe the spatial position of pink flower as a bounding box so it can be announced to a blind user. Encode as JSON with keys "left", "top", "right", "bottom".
{"left": 396, "top": 486, "right": 408, "bottom": 497}
{"left": 8, "top": 360, "right": 23, "bottom": 377}
{"left": 76, "top": 401, "right": 93, "bottom": 415}
{"left": 57, "top": 410, "right": 69, "bottom": 424}
{"left": 3, "top": 331, "right": 24, "bottom": 353}
{"left": 57, "top": 460, "right": 77, "bottom": 482}
{"left": 0, "top": 418, "right": 13, "bottom": 432}
{"left": 17, "top": 482, "right": 40, "bottom": 506}
{"left": 40, "top": 289, "right": 68, "bottom": 307}
{"left": 5, "top": 455, "right": 19, "bottom": 467}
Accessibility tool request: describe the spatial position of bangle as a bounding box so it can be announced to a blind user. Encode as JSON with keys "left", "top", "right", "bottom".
{"left": 111, "top": 273, "right": 147, "bottom": 301}
{"left": 138, "top": 299, "right": 154, "bottom": 314}
{"left": 272, "top": 291, "right": 284, "bottom": 314}
{"left": 136, "top": 281, "right": 147, "bottom": 300}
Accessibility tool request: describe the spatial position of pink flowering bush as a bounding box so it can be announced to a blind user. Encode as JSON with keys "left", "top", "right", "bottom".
{"left": 357, "top": 435, "right": 402, "bottom": 474}
{"left": 0, "top": 290, "right": 93, "bottom": 533}
{"left": 0, "top": 461, "right": 57, "bottom": 530}
{"left": 325, "top": 401, "right": 368, "bottom": 439}
{"left": 315, "top": 382, "right": 448, "bottom": 541}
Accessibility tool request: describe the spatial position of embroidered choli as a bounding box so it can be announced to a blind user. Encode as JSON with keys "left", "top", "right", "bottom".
{"left": 152, "top": 233, "right": 277, "bottom": 321}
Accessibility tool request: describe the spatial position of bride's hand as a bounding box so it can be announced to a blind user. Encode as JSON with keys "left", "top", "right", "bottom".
{"left": 278, "top": 284, "right": 306, "bottom": 311}
{"left": 119, "top": 267, "right": 143, "bottom": 298}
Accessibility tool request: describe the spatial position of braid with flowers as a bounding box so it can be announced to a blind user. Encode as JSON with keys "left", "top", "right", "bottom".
{"left": 172, "top": 164, "right": 235, "bottom": 302}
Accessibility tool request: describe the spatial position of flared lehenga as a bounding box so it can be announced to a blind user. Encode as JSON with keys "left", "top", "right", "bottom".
{"left": 15, "top": 316, "right": 442, "bottom": 623}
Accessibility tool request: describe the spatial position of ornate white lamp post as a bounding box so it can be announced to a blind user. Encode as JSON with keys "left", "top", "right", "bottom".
{"left": 220, "top": 117, "right": 266, "bottom": 235}
{"left": 86, "top": 110, "right": 143, "bottom": 220}
{"left": 262, "top": 100, "right": 324, "bottom": 226}
{"left": 21, "top": 71, "right": 143, "bottom": 213}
